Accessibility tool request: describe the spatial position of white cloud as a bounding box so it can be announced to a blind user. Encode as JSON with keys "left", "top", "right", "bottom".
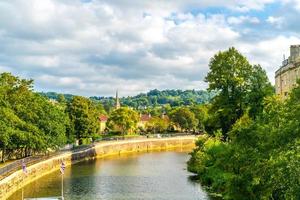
{"left": 0, "top": 0, "right": 298, "bottom": 96}
{"left": 267, "top": 16, "right": 284, "bottom": 28}
{"left": 281, "top": 0, "right": 300, "bottom": 11}
{"left": 229, "top": 0, "right": 275, "bottom": 12}
{"left": 236, "top": 36, "right": 300, "bottom": 83}
{"left": 228, "top": 16, "right": 260, "bottom": 25}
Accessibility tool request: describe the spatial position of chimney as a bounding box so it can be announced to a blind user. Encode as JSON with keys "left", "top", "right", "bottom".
{"left": 290, "top": 45, "right": 300, "bottom": 61}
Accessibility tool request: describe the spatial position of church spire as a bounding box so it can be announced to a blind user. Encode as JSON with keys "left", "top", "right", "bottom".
{"left": 115, "top": 90, "right": 120, "bottom": 109}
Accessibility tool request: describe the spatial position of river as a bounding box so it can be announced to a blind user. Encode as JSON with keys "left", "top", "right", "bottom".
{"left": 8, "top": 149, "right": 211, "bottom": 200}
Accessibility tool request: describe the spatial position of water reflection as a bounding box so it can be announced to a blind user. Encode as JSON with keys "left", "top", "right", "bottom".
{"left": 8, "top": 150, "right": 211, "bottom": 200}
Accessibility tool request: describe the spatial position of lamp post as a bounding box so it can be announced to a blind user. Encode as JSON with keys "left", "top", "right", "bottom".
{"left": 60, "top": 160, "right": 65, "bottom": 200}
{"left": 61, "top": 173, "right": 64, "bottom": 200}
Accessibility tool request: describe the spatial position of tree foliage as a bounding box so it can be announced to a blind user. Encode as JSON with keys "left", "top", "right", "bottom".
{"left": 106, "top": 107, "right": 139, "bottom": 135}
{"left": 190, "top": 105, "right": 209, "bottom": 132}
{"left": 205, "top": 47, "right": 273, "bottom": 137}
{"left": 67, "top": 96, "right": 101, "bottom": 140}
{"left": 188, "top": 48, "right": 299, "bottom": 199}
{"left": 146, "top": 116, "right": 170, "bottom": 133}
{"left": 188, "top": 93, "right": 300, "bottom": 199}
{"left": 169, "top": 107, "right": 198, "bottom": 131}
{"left": 0, "top": 73, "right": 68, "bottom": 161}
{"left": 42, "top": 89, "right": 216, "bottom": 114}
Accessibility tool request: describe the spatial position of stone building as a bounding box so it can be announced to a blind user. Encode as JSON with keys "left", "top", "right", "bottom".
{"left": 275, "top": 45, "right": 300, "bottom": 97}
{"left": 137, "top": 114, "right": 152, "bottom": 129}
{"left": 99, "top": 115, "right": 108, "bottom": 133}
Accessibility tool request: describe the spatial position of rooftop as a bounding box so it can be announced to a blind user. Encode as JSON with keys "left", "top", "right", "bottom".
{"left": 140, "top": 114, "right": 151, "bottom": 122}
{"left": 275, "top": 44, "right": 300, "bottom": 76}
{"left": 99, "top": 115, "right": 108, "bottom": 122}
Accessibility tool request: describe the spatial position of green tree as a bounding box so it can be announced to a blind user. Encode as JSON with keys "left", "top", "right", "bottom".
{"left": 205, "top": 47, "right": 273, "bottom": 136}
{"left": 67, "top": 96, "right": 100, "bottom": 141}
{"left": 187, "top": 48, "right": 295, "bottom": 199}
{"left": 247, "top": 65, "right": 274, "bottom": 118}
{"left": 0, "top": 73, "right": 68, "bottom": 161}
{"left": 57, "top": 94, "right": 66, "bottom": 104}
{"left": 146, "top": 116, "right": 170, "bottom": 133}
{"left": 169, "top": 107, "right": 198, "bottom": 132}
{"left": 188, "top": 93, "right": 300, "bottom": 199}
{"left": 107, "top": 107, "right": 139, "bottom": 135}
{"left": 93, "top": 101, "right": 107, "bottom": 115}
{"left": 190, "top": 105, "right": 208, "bottom": 132}
{"left": 30, "top": 94, "right": 68, "bottom": 148}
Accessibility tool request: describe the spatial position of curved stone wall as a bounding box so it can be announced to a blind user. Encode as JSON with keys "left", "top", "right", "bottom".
{"left": 0, "top": 136, "right": 196, "bottom": 200}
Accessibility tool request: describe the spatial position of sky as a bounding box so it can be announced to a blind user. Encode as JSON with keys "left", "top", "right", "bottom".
{"left": 0, "top": 0, "right": 300, "bottom": 96}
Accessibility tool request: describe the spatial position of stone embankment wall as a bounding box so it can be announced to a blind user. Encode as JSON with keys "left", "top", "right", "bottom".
{"left": 0, "top": 136, "right": 196, "bottom": 200}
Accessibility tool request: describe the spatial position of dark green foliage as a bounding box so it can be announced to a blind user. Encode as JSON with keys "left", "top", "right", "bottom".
{"left": 106, "top": 107, "right": 139, "bottom": 135}
{"left": 0, "top": 73, "right": 110, "bottom": 161}
{"left": 146, "top": 116, "right": 170, "bottom": 134}
{"left": 40, "top": 92, "right": 74, "bottom": 102}
{"left": 246, "top": 65, "right": 274, "bottom": 118}
{"left": 67, "top": 96, "right": 101, "bottom": 140}
{"left": 0, "top": 73, "right": 68, "bottom": 161}
{"left": 121, "top": 89, "right": 215, "bottom": 108}
{"left": 188, "top": 48, "right": 298, "bottom": 199}
{"left": 190, "top": 105, "right": 209, "bottom": 132}
{"left": 40, "top": 89, "right": 214, "bottom": 111}
{"left": 169, "top": 107, "right": 198, "bottom": 131}
{"left": 189, "top": 95, "right": 300, "bottom": 199}
{"left": 41, "top": 90, "right": 215, "bottom": 115}
{"left": 205, "top": 47, "right": 274, "bottom": 137}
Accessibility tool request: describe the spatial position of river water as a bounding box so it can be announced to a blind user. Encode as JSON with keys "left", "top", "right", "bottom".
{"left": 8, "top": 150, "right": 211, "bottom": 200}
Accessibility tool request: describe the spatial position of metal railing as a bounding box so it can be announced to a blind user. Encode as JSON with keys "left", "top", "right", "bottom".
{"left": 0, "top": 150, "right": 71, "bottom": 180}
{"left": 0, "top": 154, "right": 47, "bottom": 180}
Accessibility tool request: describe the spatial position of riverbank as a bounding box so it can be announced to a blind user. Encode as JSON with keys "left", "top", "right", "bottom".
{"left": 0, "top": 136, "right": 197, "bottom": 200}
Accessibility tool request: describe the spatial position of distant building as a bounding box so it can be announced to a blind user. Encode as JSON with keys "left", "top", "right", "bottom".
{"left": 98, "top": 91, "right": 171, "bottom": 134}
{"left": 137, "top": 114, "right": 152, "bottom": 129}
{"left": 115, "top": 90, "right": 121, "bottom": 109}
{"left": 99, "top": 115, "right": 108, "bottom": 133}
{"left": 275, "top": 45, "right": 300, "bottom": 97}
{"left": 49, "top": 98, "right": 58, "bottom": 104}
{"left": 137, "top": 113, "right": 172, "bottom": 131}
{"left": 98, "top": 90, "right": 120, "bottom": 134}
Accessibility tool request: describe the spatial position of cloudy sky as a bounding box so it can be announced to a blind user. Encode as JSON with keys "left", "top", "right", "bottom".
{"left": 0, "top": 0, "right": 300, "bottom": 96}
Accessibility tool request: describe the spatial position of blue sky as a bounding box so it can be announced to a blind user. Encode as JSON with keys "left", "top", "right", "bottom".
{"left": 0, "top": 0, "right": 299, "bottom": 96}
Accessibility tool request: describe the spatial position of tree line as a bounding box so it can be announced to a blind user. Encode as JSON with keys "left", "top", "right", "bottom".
{"left": 0, "top": 74, "right": 109, "bottom": 162}
{"left": 41, "top": 89, "right": 215, "bottom": 113}
{"left": 0, "top": 73, "right": 209, "bottom": 162}
{"left": 101, "top": 105, "right": 207, "bottom": 135}
{"left": 187, "top": 47, "right": 299, "bottom": 199}
{"left": 0, "top": 73, "right": 69, "bottom": 162}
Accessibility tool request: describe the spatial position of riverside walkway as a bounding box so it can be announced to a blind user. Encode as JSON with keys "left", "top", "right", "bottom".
{"left": 0, "top": 136, "right": 144, "bottom": 180}
{"left": 0, "top": 135, "right": 155, "bottom": 179}
{"left": 0, "top": 134, "right": 197, "bottom": 180}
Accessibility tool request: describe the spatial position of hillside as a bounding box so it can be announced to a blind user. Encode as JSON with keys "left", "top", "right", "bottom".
{"left": 40, "top": 89, "right": 215, "bottom": 110}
